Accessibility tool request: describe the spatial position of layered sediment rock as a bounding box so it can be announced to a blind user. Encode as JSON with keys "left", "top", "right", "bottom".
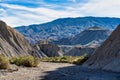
{"left": 83, "top": 25, "right": 120, "bottom": 72}
{"left": 0, "top": 20, "right": 32, "bottom": 57}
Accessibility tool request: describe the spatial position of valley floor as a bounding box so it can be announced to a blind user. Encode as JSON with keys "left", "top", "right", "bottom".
{"left": 0, "top": 62, "right": 119, "bottom": 80}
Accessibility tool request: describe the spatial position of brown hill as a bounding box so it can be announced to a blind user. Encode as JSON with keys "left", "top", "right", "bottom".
{"left": 34, "top": 44, "right": 63, "bottom": 57}
{"left": 83, "top": 25, "right": 120, "bottom": 72}
{"left": 0, "top": 20, "right": 35, "bottom": 57}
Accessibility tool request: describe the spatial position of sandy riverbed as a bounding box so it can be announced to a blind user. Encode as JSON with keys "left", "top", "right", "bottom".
{"left": 0, "top": 62, "right": 119, "bottom": 80}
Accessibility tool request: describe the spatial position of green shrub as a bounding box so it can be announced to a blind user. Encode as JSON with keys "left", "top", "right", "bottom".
{"left": 59, "top": 56, "right": 68, "bottom": 62}
{"left": 9, "top": 57, "right": 18, "bottom": 64}
{"left": 72, "top": 54, "right": 89, "bottom": 65}
{"left": 41, "top": 54, "right": 89, "bottom": 64}
{"left": 10, "top": 56, "right": 40, "bottom": 67}
{"left": 0, "top": 54, "right": 10, "bottom": 69}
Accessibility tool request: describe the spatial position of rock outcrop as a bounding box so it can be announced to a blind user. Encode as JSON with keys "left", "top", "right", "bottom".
{"left": 32, "top": 45, "right": 48, "bottom": 58}
{"left": 65, "top": 46, "right": 95, "bottom": 56}
{"left": 0, "top": 20, "right": 33, "bottom": 57}
{"left": 70, "top": 27, "right": 111, "bottom": 45}
{"left": 83, "top": 25, "right": 120, "bottom": 72}
{"left": 34, "top": 44, "right": 63, "bottom": 57}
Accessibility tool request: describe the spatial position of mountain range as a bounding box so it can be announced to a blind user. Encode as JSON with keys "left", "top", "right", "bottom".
{"left": 53, "top": 26, "right": 111, "bottom": 45}
{"left": 0, "top": 20, "right": 62, "bottom": 58}
{"left": 0, "top": 20, "right": 96, "bottom": 58}
{"left": 15, "top": 17, "right": 120, "bottom": 44}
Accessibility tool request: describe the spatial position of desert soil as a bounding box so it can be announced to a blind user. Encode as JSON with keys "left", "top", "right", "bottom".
{"left": 0, "top": 62, "right": 120, "bottom": 80}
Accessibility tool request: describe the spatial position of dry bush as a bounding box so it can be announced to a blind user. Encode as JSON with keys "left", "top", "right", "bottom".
{"left": 0, "top": 54, "right": 11, "bottom": 69}
{"left": 10, "top": 56, "right": 40, "bottom": 67}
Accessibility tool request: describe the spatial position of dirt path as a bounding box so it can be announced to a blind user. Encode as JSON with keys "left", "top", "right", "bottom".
{"left": 0, "top": 62, "right": 119, "bottom": 80}
{"left": 0, "top": 62, "right": 74, "bottom": 80}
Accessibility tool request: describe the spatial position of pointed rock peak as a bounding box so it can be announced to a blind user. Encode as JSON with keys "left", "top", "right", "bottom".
{"left": 83, "top": 24, "right": 120, "bottom": 72}
{"left": 0, "top": 20, "right": 9, "bottom": 31}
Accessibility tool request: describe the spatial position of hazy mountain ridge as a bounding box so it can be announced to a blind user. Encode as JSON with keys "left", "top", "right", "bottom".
{"left": 52, "top": 27, "right": 111, "bottom": 45}
{"left": 15, "top": 17, "right": 120, "bottom": 44}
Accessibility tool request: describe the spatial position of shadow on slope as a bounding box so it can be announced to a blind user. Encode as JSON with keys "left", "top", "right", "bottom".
{"left": 40, "top": 64, "right": 120, "bottom": 80}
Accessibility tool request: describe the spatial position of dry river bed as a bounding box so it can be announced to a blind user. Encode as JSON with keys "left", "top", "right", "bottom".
{"left": 0, "top": 62, "right": 120, "bottom": 80}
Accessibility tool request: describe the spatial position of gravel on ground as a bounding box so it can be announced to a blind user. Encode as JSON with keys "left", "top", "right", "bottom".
{"left": 0, "top": 62, "right": 119, "bottom": 80}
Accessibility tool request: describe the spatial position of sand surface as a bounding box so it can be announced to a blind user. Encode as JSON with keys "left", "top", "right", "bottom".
{"left": 0, "top": 62, "right": 119, "bottom": 80}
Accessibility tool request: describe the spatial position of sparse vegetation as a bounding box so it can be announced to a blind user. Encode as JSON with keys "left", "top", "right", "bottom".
{"left": 0, "top": 53, "right": 88, "bottom": 69}
{"left": 10, "top": 56, "right": 40, "bottom": 67}
{"left": 72, "top": 54, "right": 89, "bottom": 65}
{"left": 41, "top": 54, "right": 89, "bottom": 65}
{"left": 0, "top": 54, "right": 10, "bottom": 69}
{"left": 0, "top": 54, "right": 40, "bottom": 69}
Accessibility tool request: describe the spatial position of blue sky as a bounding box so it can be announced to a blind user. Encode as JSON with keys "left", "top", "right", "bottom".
{"left": 0, "top": 0, "right": 120, "bottom": 27}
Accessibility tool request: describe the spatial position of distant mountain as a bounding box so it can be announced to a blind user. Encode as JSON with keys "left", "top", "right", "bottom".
{"left": 70, "top": 27, "right": 112, "bottom": 45}
{"left": 53, "top": 27, "right": 111, "bottom": 45}
{"left": 15, "top": 17, "right": 120, "bottom": 44}
{"left": 83, "top": 25, "right": 120, "bottom": 72}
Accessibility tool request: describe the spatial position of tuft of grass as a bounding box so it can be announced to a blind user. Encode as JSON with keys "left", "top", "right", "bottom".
{"left": 41, "top": 54, "right": 89, "bottom": 65}
{"left": 0, "top": 54, "right": 11, "bottom": 69}
{"left": 10, "top": 56, "right": 40, "bottom": 67}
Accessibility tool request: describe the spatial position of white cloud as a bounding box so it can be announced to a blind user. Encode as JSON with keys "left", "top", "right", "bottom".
{"left": 0, "top": 0, "right": 120, "bottom": 27}
{"left": 79, "top": 0, "right": 120, "bottom": 17}
{"left": 0, "top": 3, "right": 82, "bottom": 27}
